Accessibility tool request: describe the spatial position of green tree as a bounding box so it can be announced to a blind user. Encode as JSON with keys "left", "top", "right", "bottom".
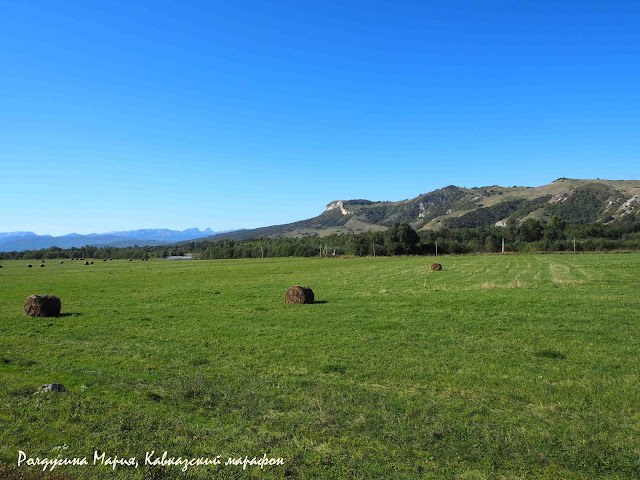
{"left": 519, "top": 218, "right": 543, "bottom": 242}
{"left": 385, "top": 222, "right": 420, "bottom": 255}
{"left": 484, "top": 236, "right": 499, "bottom": 253}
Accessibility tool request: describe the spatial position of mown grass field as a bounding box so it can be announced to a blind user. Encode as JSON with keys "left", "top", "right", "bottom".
{"left": 0, "top": 254, "right": 639, "bottom": 479}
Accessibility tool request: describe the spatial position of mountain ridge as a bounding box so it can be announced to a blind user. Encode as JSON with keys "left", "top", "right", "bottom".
{"left": 200, "top": 178, "right": 640, "bottom": 242}
{"left": 0, "top": 228, "right": 219, "bottom": 252}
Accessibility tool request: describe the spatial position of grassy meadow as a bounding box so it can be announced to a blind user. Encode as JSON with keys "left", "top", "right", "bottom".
{"left": 0, "top": 254, "right": 639, "bottom": 479}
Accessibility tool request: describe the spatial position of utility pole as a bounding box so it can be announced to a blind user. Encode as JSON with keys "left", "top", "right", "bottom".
{"left": 435, "top": 241, "right": 438, "bottom": 257}
{"left": 573, "top": 238, "right": 576, "bottom": 252}
{"left": 260, "top": 246, "right": 264, "bottom": 259}
{"left": 502, "top": 238, "right": 505, "bottom": 254}
{"left": 372, "top": 242, "right": 376, "bottom": 257}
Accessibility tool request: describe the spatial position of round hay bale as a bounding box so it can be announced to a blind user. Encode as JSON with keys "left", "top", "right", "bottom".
{"left": 0, "top": 265, "right": 3, "bottom": 268}
{"left": 103, "top": 258, "right": 107, "bottom": 262}
{"left": 285, "top": 286, "right": 314, "bottom": 304}
{"left": 24, "top": 294, "right": 61, "bottom": 317}
{"left": 90, "top": 261, "right": 94, "bottom": 264}
{"left": 60, "top": 261, "right": 64, "bottom": 264}
{"left": 84, "top": 261, "right": 89, "bottom": 265}
{"left": 27, "top": 264, "right": 32, "bottom": 268}
{"left": 40, "top": 264, "right": 45, "bottom": 268}
{"left": 430, "top": 263, "right": 442, "bottom": 271}
{"left": 41, "top": 260, "right": 45, "bottom": 263}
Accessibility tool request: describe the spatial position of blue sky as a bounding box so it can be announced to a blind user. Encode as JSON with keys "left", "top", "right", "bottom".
{"left": 1, "top": 1, "right": 638, "bottom": 235}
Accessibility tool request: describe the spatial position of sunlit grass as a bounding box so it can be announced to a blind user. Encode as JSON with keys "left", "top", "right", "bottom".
{"left": 1, "top": 254, "right": 639, "bottom": 479}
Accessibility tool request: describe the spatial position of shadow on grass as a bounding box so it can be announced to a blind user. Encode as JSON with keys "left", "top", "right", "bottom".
{"left": 59, "top": 312, "right": 83, "bottom": 317}
{"left": 535, "top": 349, "right": 567, "bottom": 360}
{"left": 314, "top": 300, "right": 329, "bottom": 304}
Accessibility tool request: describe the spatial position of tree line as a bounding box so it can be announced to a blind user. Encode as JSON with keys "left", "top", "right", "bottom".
{"left": 2, "top": 215, "right": 639, "bottom": 260}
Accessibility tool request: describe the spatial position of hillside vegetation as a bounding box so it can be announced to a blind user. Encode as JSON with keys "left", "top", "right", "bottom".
{"left": 202, "top": 178, "right": 640, "bottom": 241}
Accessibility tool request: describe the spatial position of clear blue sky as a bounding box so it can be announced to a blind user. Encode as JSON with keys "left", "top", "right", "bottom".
{"left": 1, "top": 1, "right": 638, "bottom": 235}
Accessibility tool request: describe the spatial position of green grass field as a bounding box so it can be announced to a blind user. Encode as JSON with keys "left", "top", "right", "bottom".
{"left": 1, "top": 254, "right": 639, "bottom": 479}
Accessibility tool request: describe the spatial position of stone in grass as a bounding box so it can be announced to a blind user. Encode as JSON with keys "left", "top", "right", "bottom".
{"left": 38, "top": 383, "right": 67, "bottom": 393}
{"left": 24, "top": 294, "right": 61, "bottom": 317}
{"left": 285, "top": 286, "right": 314, "bottom": 304}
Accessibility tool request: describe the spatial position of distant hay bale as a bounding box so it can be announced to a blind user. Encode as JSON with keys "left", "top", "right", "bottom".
{"left": 40, "top": 264, "right": 45, "bottom": 268}
{"left": 24, "top": 294, "right": 61, "bottom": 317}
{"left": 84, "top": 261, "right": 89, "bottom": 265}
{"left": 103, "top": 258, "right": 107, "bottom": 261}
{"left": 129, "top": 259, "right": 132, "bottom": 262}
{"left": 430, "top": 263, "right": 443, "bottom": 271}
{"left": 90, "top": 261, "right": 94, "bottom": 264}
{"left": 60, "top": 261, "right": 64, "bottom": 264}
{"left": 285, "top": 286, "right": 314, "bottom": 304}
{"left": 27, "top": 265, "right": 32, "bottom": 268}
{"left": 41, "top": 260, "right": 45, "bottom": 263}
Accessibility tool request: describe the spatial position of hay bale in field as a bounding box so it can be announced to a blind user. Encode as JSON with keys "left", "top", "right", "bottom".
{"left": 60, "top": 261, "right": 64, "bottom": 264}
{"left": 84, "top": 261, "right": 89, "bottom": 265}
{"left": 41, "top": 260, "right": 45, "bottom": 263}
{"left": 27, "top": 264, "right": 32, "bottom": 268}
{"left": 103, "top": 258, "right": 107, "bottom": 262}
{"left": 0, "top": 265, "right": 3, "bottom": 268}
{"left": 90, "top": 261, "right": 94, "bottom": 264}
{"left": 40, "top": 264, "right": 45, "bottom": 268}
{"left": 285, "top": 285, "right": 314, "bottom": 304}
{"left": 129, "top": 259, "right": 132, "bottom": 262}
{"left": 24, "top": 294, "right": 61, "bottom": 317}
{"left": 430, "top": 263, "right": 442, "bottom": 271}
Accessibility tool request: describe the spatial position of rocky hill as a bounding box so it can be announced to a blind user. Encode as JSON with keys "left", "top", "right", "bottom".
{"left": 203, "top": 178, "right": 640, "bottom": 241}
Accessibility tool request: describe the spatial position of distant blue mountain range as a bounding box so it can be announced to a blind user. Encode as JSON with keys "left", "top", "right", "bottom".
{"left": 0, "top": 228, "right": 223, "bottom": 252}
